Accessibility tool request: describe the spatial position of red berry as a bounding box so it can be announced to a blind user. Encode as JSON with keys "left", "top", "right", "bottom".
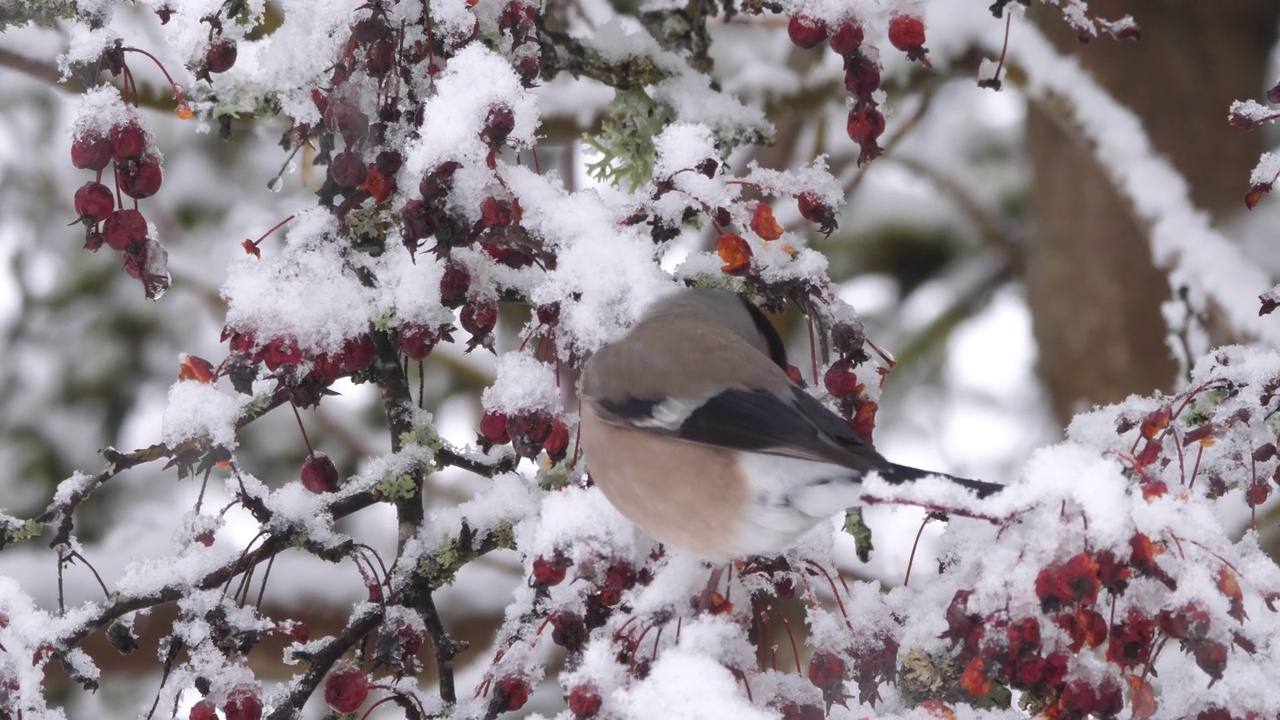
{"left": 262, "top": 336, "right": 302, "bottom": 370}
{"left": 290, "top": 622, "right": 310, "bottom": 644}
{"left": 492, "top": 676, "right": 531, "bottom": 713}
{"left": 479, "top": 197, "right": 513, "bottom": 227}
{"left": 888, "top": 14, "right": 930, "bottom": 64}
{"left": 480, "top": 411, "right": 511, "bottom": 445}
{"left": 401, "top": 199, "right": 436, "bottom": 244}
{"left": 482, "top": 105, "right": 515, "bottom": 146}
{"left": 102, "top": 209, "right": 149, "bottom": 251}
{"left": 222, "top": 689, "right": 263, "bottom": 720}
{"left": 507, "top": 411, "right": 552, "bottom": 459}
{"left": 330, "top": 151, "right": 367, "bottom": 189}
{"left": 828, "top": 20, "right": 864, "bottom": 54}
{"left": 301, "top": 451, "right": 339, "bottom": 493}
{"left": 206, "top": 39, "right": 238, "bottom": 74}
{"left": 568, "top": 686, "right": 602, "bottom": 718}
{"left": 74, "top": 181, "right": 115, "bottom": 223}
{"left": 846, "top": 104, "right": 886, "bottom": 145}
{"left": 536, "top": 302, "right": 560, "bottom": 325}
{"left": 119, "top": 155, "right": 163, "bottom": 199}
{"left": 461, "top": 299, "right": 498, "bottom": 337}
{"left": 340, "top": 334, "right": 377, "bottom": 372}
{"left": 323, "top": 662, "right": 369, "bottom": 713}
{"left": 807, "top": 651, "right": 845, "bottom": 689}
{"left": 888, "top": 14, "right": 926, "bottom": 51}
{"left": 110, "top": 121, "right": 147, "bottom": 160}
{"left": 71, "top": 132, "right": 113, "bottom": 171}
{"left": 189, "top": 700, "right": 218, "bottom": 720}
{"left": 542, "top": 419, "right": 570, "bottom": 461}
{"left": 397, "top": 323, "right": 439, "bottom": 361}
{"left": 796, "top": 192, "right": 837, "bottom": 235}
{"left": 823, "top": 361, "right": 861, "bottom": 397}
{"left": 531, "top": 554, "right": 569, "bottom": 586}
{"left": 440, "top": 261, "right": 471, "bottom": 307}
{"left": 787, "top": 15, "right": 826, "bottom": 49}
{"left": 844, "top": 54, "right": 881, "bottom": 100}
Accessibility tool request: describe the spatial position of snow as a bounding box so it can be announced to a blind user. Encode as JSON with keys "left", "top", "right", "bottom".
{"left": 160, "top": 379, "right": 249, "bottom": 448}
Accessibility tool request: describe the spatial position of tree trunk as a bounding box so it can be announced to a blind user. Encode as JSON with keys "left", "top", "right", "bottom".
{"left": 1026, "top": 0, "right": 1278, "bottom": 427}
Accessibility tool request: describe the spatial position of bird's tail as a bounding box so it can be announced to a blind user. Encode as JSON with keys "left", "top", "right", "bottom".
{"left": 877, "top": 463, "right": 1003, "bottom": 498}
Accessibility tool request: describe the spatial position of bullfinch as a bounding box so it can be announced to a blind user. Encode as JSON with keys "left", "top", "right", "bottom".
{"left": 578, "top": 287, "right": 1002, "bottom": 563}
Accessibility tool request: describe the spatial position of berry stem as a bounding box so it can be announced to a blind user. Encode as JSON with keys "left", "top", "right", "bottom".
{"left": 246, "top": 213, "right": 296, "bottom": 253}
{"left": 122, "top": 46, "right": 187, "bottom": 105}
{"left": 290, "top": 400, "right": 316, "bottom": 456}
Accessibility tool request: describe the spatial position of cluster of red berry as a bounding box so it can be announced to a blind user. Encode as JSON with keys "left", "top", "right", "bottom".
{"left": 71, "top": 106, "right": 167, "bottom": 295}
{"left": 786, "top": 12, "right": 929, "bottom": 164}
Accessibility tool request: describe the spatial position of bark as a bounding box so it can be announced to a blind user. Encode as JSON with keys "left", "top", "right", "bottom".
{"left": 1026, "top": 0, "right": 1278, "bottom": 427}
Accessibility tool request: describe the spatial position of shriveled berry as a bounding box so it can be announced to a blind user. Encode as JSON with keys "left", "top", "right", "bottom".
{"left": 301, "top": 452, "right": 339, "bottom": 493}
{"left": 797, "top": 192, "right": 837, "bottom": 235}
{"left": 102, "top": 209, "right": 149, "bottom": 251}
{"left": 479, "top": 197, "right": 513, "bottom": 227}
{"left": 536, "top": 301, "right": 560, "bottom": 325}
{"left": 828, "top": 20, "right": 864, "bottom": 54}
{"left": 323, "top": 100, "right": 370, "bottom": 146}
{"left": 787, "top": 15, "right": 826, "bottom": 49}
{"left": 324, "top": 662, "right": 369, "bottom": 713}
{"left": 74, "top": 181, "right": 115, "bottom": 223}
{"left": 110, "top": 121, "right": 147, "bottom": 160}
{"left": 71, "top": 132, "right": 113, "bottom": 171}
{"left": 532, "top": 554, "right": 569, "bottom": 586}
{"left": 716, "top": 233, "right": 752, "bottom": 275}
{"left": 823, "top": 361, "right": 861, "bottom": 397}
{"left": 400, "top": 199, "right": 436, "bottom": 245}
{"left": 844, "top": 54, "right": 881, "bottom": 101}
{"left": 206, "top": 39, "right": 238, "bottom": 74}
{"left": 119, "top": 155, "right": 164, "bottom": 199}
{"left": 330, "top": 151, "right": 368, "bottom": 189}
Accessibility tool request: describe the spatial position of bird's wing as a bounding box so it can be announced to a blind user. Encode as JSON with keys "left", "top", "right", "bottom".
{"left": 593, "top": 385, "right": 885, "bottom": 472}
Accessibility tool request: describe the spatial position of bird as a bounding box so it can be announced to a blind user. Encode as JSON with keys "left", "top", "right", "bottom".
{"left": 578, "top": 287, "right": 1003, "bottom": 565}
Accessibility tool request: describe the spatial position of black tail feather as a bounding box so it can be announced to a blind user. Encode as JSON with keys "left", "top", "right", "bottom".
{"left": 878, "top": 462, "right": 1004, "bottom": 498}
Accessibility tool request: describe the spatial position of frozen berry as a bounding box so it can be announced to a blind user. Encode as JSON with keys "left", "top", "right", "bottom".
{"left": 807, "top": 651, "right": 845, "bottom": 689}
{"left": 119, "top": 155, "right": 163, "bottom": 199}
{"left": 828, "top": 20, "right": 864, "bottom": 54}
{"left": 222, "top": 689, "right": 262, "bottom": 720}
{"left": 110, "top": 122, "right": 147, "bottom": 161}
{"left": 568, "top": 686, "right": 602, "bottom": 718}
{"left": 787, "top": 15, "right": 826, "bottom": 49}
{"left": 301, "top": 452, "right": 339, "bottom": 493}
{"left": 823, "top": 361, "right": 861, "bottom": 397}
{"left": 71, "top": 132, "right": 113, "bottom": 171}
{"left": 543, "top": 419, "right": 570, "bottom": 460}
{"left": 324, "top": 662, "right": 369, "bottom": 713}
{"left": 206, "top": 39, "right": 238, "bottom": 74}
{"left": 74, "top": 181, "right": 115, "bottom": 223}
{"left": 796, "top": 192, "right": 837, "bottom": 235}
{"left": 439, "top": 261, "right": 471, "bottom": 307}
{"left": 482, "top": 105, "right": 515, "bottom": 146}
{"left": 102, "top": 209, "right": 149, "bottom": 251}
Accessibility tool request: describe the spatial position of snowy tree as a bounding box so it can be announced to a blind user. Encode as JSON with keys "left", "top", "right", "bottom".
{"left": 3, "top": 0, "right": 1280, "bottom": 718}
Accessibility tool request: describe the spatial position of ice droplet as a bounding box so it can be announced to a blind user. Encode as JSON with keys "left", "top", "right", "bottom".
{"left": 267, "top": 176, "right": 283, "bottom": 193}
